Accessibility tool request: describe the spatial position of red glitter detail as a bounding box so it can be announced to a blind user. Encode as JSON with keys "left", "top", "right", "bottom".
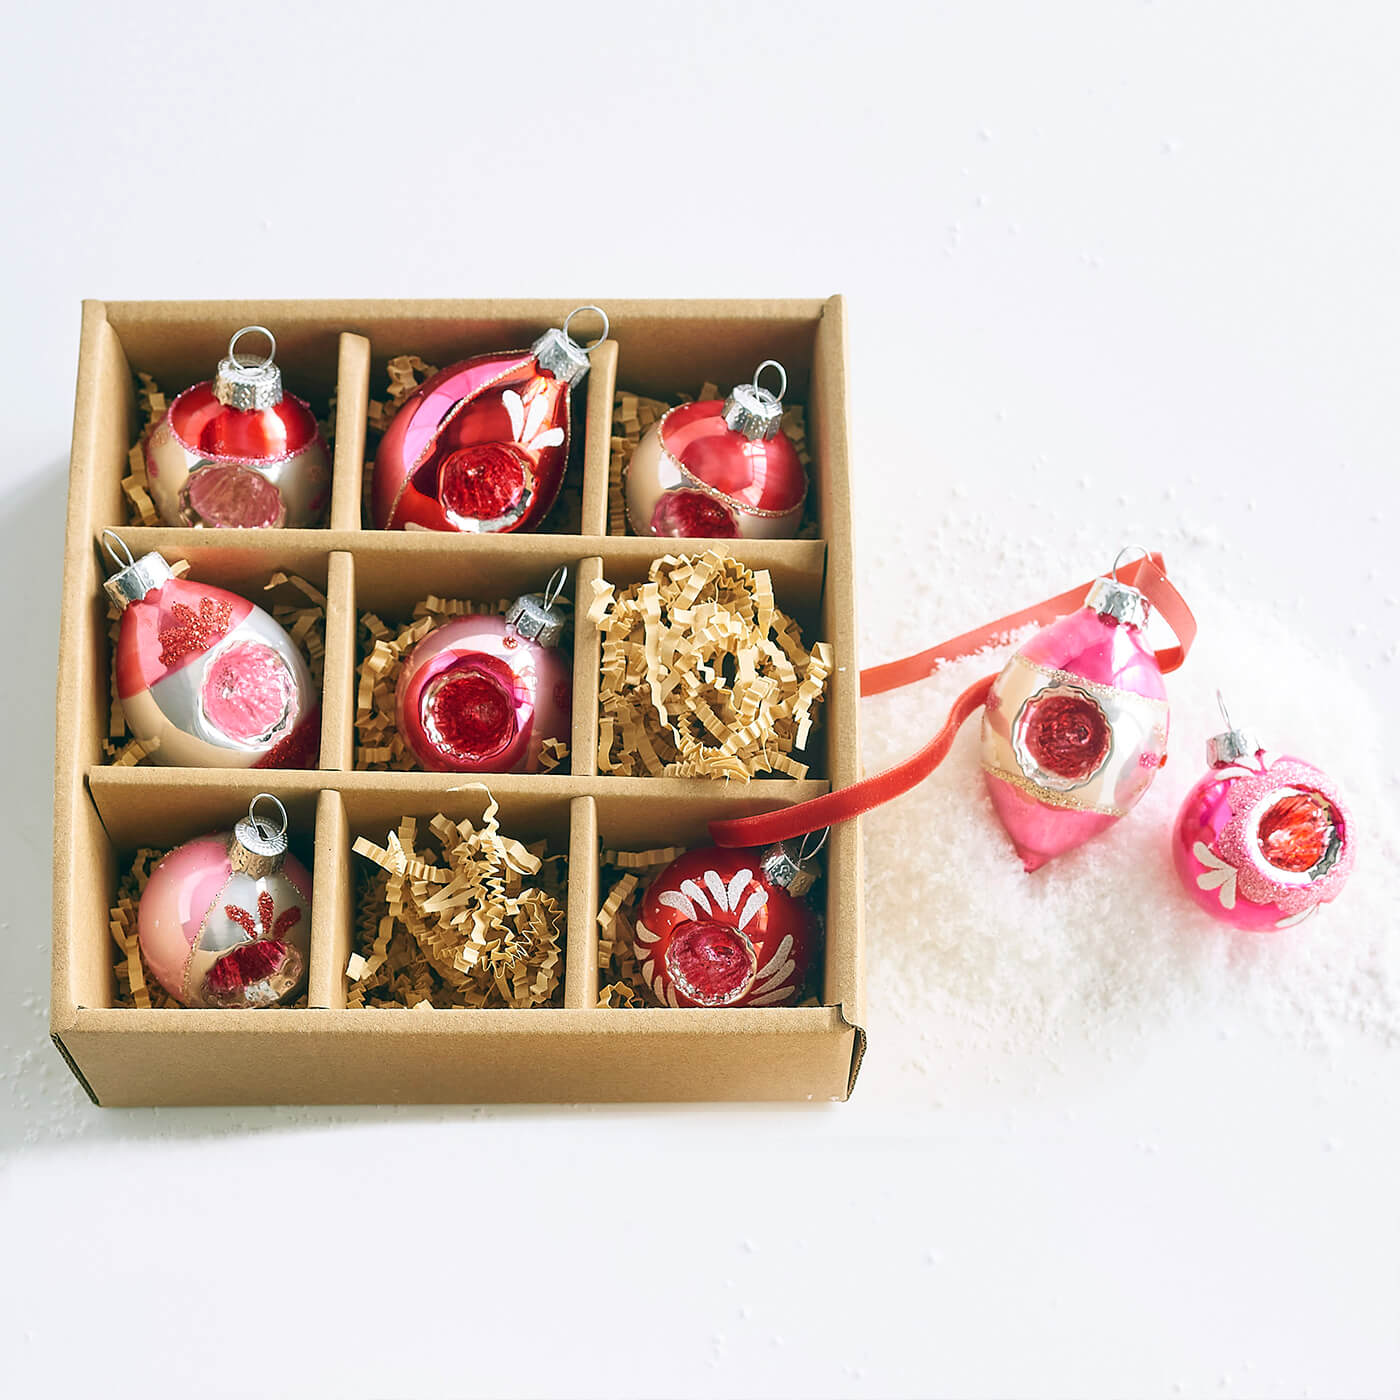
{"left": 1024, "top": 693, "right": 1111, "bottom": 781}
{"left": 437, "top": 443, "right": 529, "bottom": 522}
{"left": 224, "top": 904, "right": 258, "bottom": 940}
{"left": 254, "top": 707, "right": 321, "bottom": 770}
{"left": 257, "top": 890, "right": 275, "bottom": 932}
{"left": 158, "top": 596, "right": 232, "bottom": 667}
{"left": 664, "top": 920, "right": 757, "bottom": 1007}
{"left": 205, "top": 939, "right": 288, "bottom": 998}
{"left": 273, "top": 905, "right": 303, "bottom": 938}
{"left": 650, "top": 488, "right": 738, "bottom": 538}
{"left": 1258, "top": 791, "right": 1335, "bottom": 873}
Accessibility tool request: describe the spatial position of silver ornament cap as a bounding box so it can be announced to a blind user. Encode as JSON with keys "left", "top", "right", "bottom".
{"left": 1086, "top": 576, "right": 1150, "bottom": 630}
{"left": 504, "top": 566, "right": 570, "bottom": 649}
{"left": 1205, "top": 692, "right": 1261, "bottom": 768}
{"left": 759, "top": 831, "right": 824, "bottom": 899}
{"left": 101, "top": 531, "right": 173, "bottom": 611}
{"left": 213, "top": 326, "right": 284, "bottom": 411}
{"left": 533, "top": 305, "right": 608, "bottom": 389}
{"left": 229, "top": 794, "right": 290, "bottom": 879}
{"left": 723, "top": 360, "right": 787, "bottom": 442}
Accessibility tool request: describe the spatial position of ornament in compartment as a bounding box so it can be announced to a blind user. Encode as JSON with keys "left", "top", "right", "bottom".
{"left": 138, "top": 794, "right": 312, "bottom": 1007}
{"left": 635, "top": 839, "right": 823, "bottom": 1008}
{"left": 624, "top": 360, "right": 807, "bottom": 538}
{"left": 372, "top": 306, "right": 607, "bottom": 533}
{"left": 145, "top": 326, "right": 330, "bottom": 529}
{"left": 103, "top": 532, "right": 320, "bottom": 768}
{"left": 395, "top": 568, "right": 572, "bottom": 773}
{"left": 1172, "top": 696, "right": 1354, "bottom": 929}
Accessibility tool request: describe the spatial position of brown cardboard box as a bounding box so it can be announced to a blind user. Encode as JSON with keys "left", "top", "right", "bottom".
{"left": 51, "top": 299, "right": 864, "bottom": 1105}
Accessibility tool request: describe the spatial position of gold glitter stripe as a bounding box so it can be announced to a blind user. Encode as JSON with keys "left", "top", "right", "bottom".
{"left": 981, "top": 762, "right": 1128, "bottom": 817}
{"left": 1007, "top": 654, "right": 1170, "bottom": 711}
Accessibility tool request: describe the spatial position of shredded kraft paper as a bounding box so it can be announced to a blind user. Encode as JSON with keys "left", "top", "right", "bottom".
{"left": 350, "top": 794, "right": 566, "bottom": 1010}
{"left": 588, "top": 549, "right": 832, "bottom": 781}
{"left": 104, "top": 570, "right": 327, "bottom": 766}
{"left": 609, "top": 383, "right": 818, "bottom": 537}
{"left": 121, "top": 371, "right": 336, "bottom": 528}
{"left": 354, "top": 595, "right": 570, "bottom": 773}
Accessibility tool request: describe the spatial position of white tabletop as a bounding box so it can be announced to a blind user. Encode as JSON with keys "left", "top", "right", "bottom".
{"left": 2, "top": 3, "right": 1396, "bottom": 1396}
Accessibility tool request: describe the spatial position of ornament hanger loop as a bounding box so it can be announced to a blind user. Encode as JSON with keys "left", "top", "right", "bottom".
{"left": 752, "top": 359, "right": 787, "bottom": 404}
{"left": 562, "top": 305, "right": 609, "bottom": 351}
{"left": 1111, "top": 545, "right": 1150, "bottom": 582}
{"left": 100, "top": 528, "right": 134, "bottom": 571}
{"left": 1217, "top": 689, "right": 1233, "bottom": 730}
{"left": 542, "top": 565, "right": 568, "bottom": 609}
{"left": 228, "top": 325, "right": 276, "bottom": 369}
{"left": 797, "top": 827, "right": 828, "bottom": 862}
{"left": 248, "top": 792, "right": 289, "bottom": 842}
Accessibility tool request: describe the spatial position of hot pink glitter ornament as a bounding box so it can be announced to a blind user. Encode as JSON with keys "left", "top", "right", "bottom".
{"left": 146, "top": 326, "right": 330, "bottom": 529}
{"left": 138, "top": 794, "right": 312, "bottom": 1007}
{"left": 102, "top": 533, "right": 320, "bottom": 769}
{"left": 394, "top": 568, "right": 572, "bottom": 773}
{"left": 1171, "top": 697, "right": 1354, "bottom": 929}
{"left": 635, "top": 839, "right": 823, "bottom": 1008}
{"left": 980, "top": 567, "right": 1171, "bottom": 871}
{"left": 372, "top": 307, "right": 607, "bottom": 533}
{"left": 625, "top": 360, "right": 808, "bottom": 539}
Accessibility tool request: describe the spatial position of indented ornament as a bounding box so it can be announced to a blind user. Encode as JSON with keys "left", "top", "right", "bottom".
{"left": 145, "top": 326, "right": 331, "bottom": 529}
{"left": 138, "top": 794, "right": 313, "bottom": 1007}
{"left": 1171, "top": 696, "right": 1354, "bottom": 929}
{"left": 372, "top": 306, "right": 607, "bottom": 533}
{"left": 624, "top": 360, "right": 808, "bottom": 540}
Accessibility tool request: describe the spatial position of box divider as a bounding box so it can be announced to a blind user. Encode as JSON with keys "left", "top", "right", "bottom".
{"left": 321, "top": 551, "right": 356, "bottom": 770}
{"left": 565, "top": 795, "right": 600, "bottom": 1009}
{"left": 580, "top": 338, "right": 618, "bottom": 535}
{"left": 572, "top": 556, "right": 604, "bottom": 776}
{"left": 330, "top": 332, "right": 372, "bottom": 530}
{"left": 308, "top": 787, "right": 351, "bottom": 1009}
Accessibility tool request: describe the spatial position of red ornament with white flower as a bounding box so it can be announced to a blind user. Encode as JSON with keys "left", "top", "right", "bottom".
{"left": 371, "top": 306, "right": 607, "bottom": 533}
{"left": 634, "top": 842, "right": 822, "bottom": 1008}
{"left": 138, "top": 794, "right": 312, "bottom": 1007}
{"left": 145, "top": 326, "right": 330, "bottom": 529}
{"left": 625, "top": 360, "right": 808, "bottom": 539}
{"left": 102, "top": 534, "right": 320, "bottom": 769}
{"left": 1172, "top": 703, "right": 1354, "bottom": 929}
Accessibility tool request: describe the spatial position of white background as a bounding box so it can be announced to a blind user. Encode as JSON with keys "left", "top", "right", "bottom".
{"left": 2, "top": 3, "right": 1397, "bottom": 1397}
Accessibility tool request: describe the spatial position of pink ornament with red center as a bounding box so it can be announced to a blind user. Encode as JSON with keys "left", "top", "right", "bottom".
{"left": 138, "top": 794, "right": 312, "bottom": 1008}
{"left": 1172, "top": 700, "right": 1354, "bottom": 929}
{"left": 635, "top": 842, "right": 823, "bottom": 1008}
{"left": 980, "top": 571, "right": 1171, "bottom": 871}
{"left": 625, "top": 360, "right": 808, "bottom": 539}
{"left": 372, "top": 307, "right": 607, "bottom": 533}
{"left": 102, "top": 533, "right": 320, "bottom": 769}
{"left": 146, "top": 326, "right": 330, "bottom": 529}
{"left": 395, "top": 569, "right": 572, "bottom": 774}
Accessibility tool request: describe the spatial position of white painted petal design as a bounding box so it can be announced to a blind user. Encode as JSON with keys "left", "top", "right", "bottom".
{"left": 726, "top": 870, "right": 751, "bottom": 913}
{"left": 502, "top": 389, "right": 525, "bottom": 441}
{"left": 704, "top": 869, "right": 730, "bottom": 911}
{"left": 737, "top": 889, "right": 767, "bottom": 931}
{"left": 754, "top": 934, "right": 793, "bottom": 985}
{"left": 634, "top": 918, "right": 659, "bottom": 946}
{"left": 680, "top": 879, "right": 711, "bottom": 914}
{"left": 1274, "top": 907, "right": 1318, "bottom": 929}
{"left": 1193, "top": 841, "right": 1237, "bottom": 910}
{"left": 657, "top": 891, "right": 698, "bottom": 921}
{"left": 528, "top": 426, "right": 565, "bottom": 452}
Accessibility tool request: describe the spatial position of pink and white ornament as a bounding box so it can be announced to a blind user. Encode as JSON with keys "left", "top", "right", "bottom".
{"left": 1172, "top": 700, "right": 1354, "bottom": 929}
{"left": 145, "top": 326, "right": 330, "bottom": 529}
{"left": 103, "top": 533, "right": 320, "bottom": 769}
{"left": 624, "top": 360, "right": 808, "bottom": 539}
{"left": 138, "top": 794, "right": 312, "bottom": 1008}
{"left": 394, "top": 568, "right": 572, "bottom": 773}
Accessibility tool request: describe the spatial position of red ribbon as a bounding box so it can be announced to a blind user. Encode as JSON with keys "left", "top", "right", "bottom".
{"left": 709, "top": 552, "right": 1196, "bottom": 849}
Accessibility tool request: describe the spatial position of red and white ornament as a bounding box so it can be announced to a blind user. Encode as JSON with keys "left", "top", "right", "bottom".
{"left": 139, "top": 794, "right": 312, "bottom": 1007}
{"left": 103, "top": 533, "right": 320, "bottom": 769}
{"left": 372, "top": 306, "right": 607, "bottom": 533}
{"left": 980, "top": 565, "right": 1170, "bottom": 871}
{"left": 625, "top": 360, "right": 808, "bottom": 539}
{"left": 635, "top": 841, "right": 822, "bottom": 1008}
{"left": 1172, "top": 698, "right": 1354, "bottom": 930}
{"left": 395, "top": 568, "right": 572, "bottom": 773}
{"left": 146, "top": 326, "right": 330, "bottom": 529}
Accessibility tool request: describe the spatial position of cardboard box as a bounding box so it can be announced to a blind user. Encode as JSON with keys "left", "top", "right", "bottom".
{"left": 51, "top": 299, "right": 865, "bottom": 1105}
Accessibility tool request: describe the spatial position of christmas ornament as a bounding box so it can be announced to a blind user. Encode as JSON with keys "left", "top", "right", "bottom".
{"left": 708, "top": 551, "right": 1197, "bottom": 875}
{"left": 395, "top": 567, "right": 572, "bottom": 773}
{"left": 145, "top": 326, "right": 330, "bottom": 529}
{"left": 372, "top": 306, "right": 608, "bottom": 533}
{"left": 625, "top": 360, "right": 808, "bottom": 538}
{"left": 634, "top": 838, "right": 823, "bottom": 1008}
{"left": 1172, "top": 696, "right": 1354, "bottom": 929}
{"left": 102, "top": 532, "right": 320, "bottom": 769}
{"left": 138, "top": 794, "right": 312, "bottom": 1007}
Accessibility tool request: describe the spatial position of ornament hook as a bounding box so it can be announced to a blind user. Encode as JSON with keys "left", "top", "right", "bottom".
{"left": 248, "top": 792, "right": 289, "bottom": 842}
{"left": 542, "top": 565, "right": 568, "bottom": 609}
{"left": 1111, "top": 544, "right": 1149, "bottom": 582}
{"left": 1217, "top": 690, "right": 1233, "bottom": 730}
{"left": 797, "top": 827, "right": 828, "bottom": 862}
{"left": 561, "top": 305, "right": 609, "bottom": 351}
{"left": 228, "top": 325, "right": 277, "bottom": 369}
{"left": 100, "top": 528, "right": 134, "bottom": 572}
{"left": 752, "top": 359, "right": 787, "bottom": 404}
